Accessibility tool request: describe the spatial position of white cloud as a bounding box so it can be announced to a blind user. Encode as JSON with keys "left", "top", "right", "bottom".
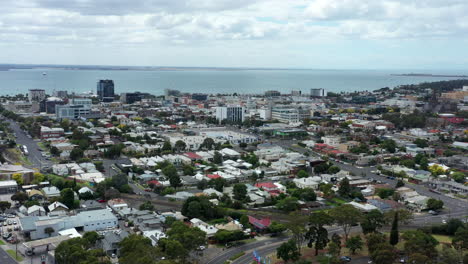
{"left": 0, "top": 0, "right": 468, "bottom": 67}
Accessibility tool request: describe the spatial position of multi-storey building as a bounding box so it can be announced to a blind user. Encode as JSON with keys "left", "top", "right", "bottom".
{"left": 215, "top": 106, "right": 245, "bottom": 123}
{"left": 29, "top": 89, "right": 46, "bottom": 102}
{"left": 310, "top": 88, "right": 326, "bottom": 97}
{"left": 97, "top": 80, "right": 115, "bottom": 102}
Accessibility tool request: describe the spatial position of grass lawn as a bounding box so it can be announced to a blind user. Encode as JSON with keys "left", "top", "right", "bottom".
{"left": 331, "top": 197, "right": 347, "bottom": 205}
{"left": 0, "top": 239, "right": 5, "bottom": 245}
{"left": 6, "top": 249, "right": 24, "bottom": 261}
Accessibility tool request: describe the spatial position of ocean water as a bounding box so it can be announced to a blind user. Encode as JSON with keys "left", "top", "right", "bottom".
{"left": 0, "top": 68, "right": 467, "bottom": 96}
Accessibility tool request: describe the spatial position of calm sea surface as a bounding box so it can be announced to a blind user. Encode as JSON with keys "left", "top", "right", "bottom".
{"left": 0, "top": 68, "right": 467, "bottom": 96}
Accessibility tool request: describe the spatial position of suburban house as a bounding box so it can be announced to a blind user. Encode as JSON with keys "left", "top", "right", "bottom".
{"left": 248, "top": 216, "right": 271, "bottom": 232}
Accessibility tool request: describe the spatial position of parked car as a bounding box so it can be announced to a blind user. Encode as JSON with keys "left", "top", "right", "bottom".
{"left": 2, "top": 233, "right": 12, "bottom": 239}
{"left": 340, "top": 256, "right": 352, "bottom": 262}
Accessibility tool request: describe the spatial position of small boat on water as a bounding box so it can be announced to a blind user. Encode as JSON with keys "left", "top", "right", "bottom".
{"left": 42, "top": 72, "right": 47, "bottom": 76}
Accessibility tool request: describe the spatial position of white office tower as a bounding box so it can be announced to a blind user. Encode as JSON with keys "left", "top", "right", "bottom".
{"left": 215, "top": 106, "right": 245, "bottom": 123}
{"left": 310, "top": 88, "right": 326, "bottom": 97}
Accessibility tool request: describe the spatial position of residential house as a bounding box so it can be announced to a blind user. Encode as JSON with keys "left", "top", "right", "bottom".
{"left": 190, "top": 218, "right": 218, "bottom": 237}
{"left": 48, "top": 201, "right": 69, "bottom": 216}
{"left": 248, "top": 216, "right": 271, "bottom": 232}
{"left": 42, "top": 186, "right": 61, "bottom": 198}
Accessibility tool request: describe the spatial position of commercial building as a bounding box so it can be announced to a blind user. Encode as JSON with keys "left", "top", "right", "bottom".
{"left": 56, "top": 104, "right": 92, "bottom": 120}
{"left": 0, "top": 180, "right": 18, "bottom": 194}
{"left": 310, "top": 88, "right": 326, "bottom": 97}
{"left": 29, "top": 89, "right": 46, "bottom": 102}
{"left": 264, "top": 90, "right": 281, "bottom": 97}
{"left": 271, "top": 107, "right": 310, "bottom": 123}
{"left": 120, "top": 92, "right": 151, "bottom": 104}
{"left": 54, "top": 90, "right": 68, "bottom": 98}
{"left": 40, "top": 97, "right": 66, "bottom": 114}
{"left": 291, "top": 90, "right": 302, "bottom": 96}
{"left": 20, "top": 209, "right": 118, "bottom": 240}
{"left": 40, "top": 126, "right": 65, "bottom": 139}
{"left": 215, "top": 106, "right": 245, "bottom": 123}
{"left": 3, "top": 101, "right": 40, "bottom": 113}
{"left": 97, "top": 80, "right": 115, "bottom": 102}
{"left": 191, "top": 93, "right": 208, "bottom": 101}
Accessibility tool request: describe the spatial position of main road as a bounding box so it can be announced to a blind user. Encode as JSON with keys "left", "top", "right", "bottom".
{"left": 5, "top": 118, "right": 52, "bottom": 170}
{"left": 208, "top": 211, "right": 468, "bottom": 264}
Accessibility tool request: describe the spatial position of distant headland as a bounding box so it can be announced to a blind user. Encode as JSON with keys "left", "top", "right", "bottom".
{"left": 391, "top": 73, "right": 468, "bottom": 78}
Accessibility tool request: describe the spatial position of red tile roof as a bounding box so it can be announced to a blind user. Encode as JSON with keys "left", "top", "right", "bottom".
{"left": 207, "top": 174, "right": 221, "bottom": 179}
{"left": 147, "top": 180, "right": 161, "bottom": 186}
{"left": 248, "top": 216, "right": 271, "bottom": 229}
{"left": 255, "top": 182, "right": 277, "bottom": 189}
{"left": 184, "top": 152, "right": 203, "bottom": 160}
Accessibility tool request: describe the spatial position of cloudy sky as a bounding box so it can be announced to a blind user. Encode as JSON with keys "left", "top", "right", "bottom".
{"left": 1, "top": 0, "right": 468, "bottom": 69}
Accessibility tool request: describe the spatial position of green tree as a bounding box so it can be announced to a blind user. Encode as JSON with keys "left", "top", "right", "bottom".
{"left": 200, "top": 137, "right": 215, "bottom": 150}
{"left": 345, "top": 236, "right": 363, "bottom": 255}
{"left": 60, "top": 188, "right": 76, "bottom": 209}
{"left": 402, "top": 230, "right": 439, "bottom": 260}
{"left": 389, "top": 211, "right": 399, "bottom": 246}
{"left": 361, "top": 209, "right": 385, "bottom": 234}
{"left": 139, "top": 201, "right": 155, "bottom": 211}
{"left": 376, "top": 188, "right": 394, "bottom": 199}
{"left": 240, "top": 215, "right": 250, "bottom": 229}
{"left": 277, "top": 240, "right": 301, "bottom": 263}
{"left": 182, "top": 164, "right": 195, "bottom": 176}
{"left": 426, "top": 198, "right": 444, "bottom": 211}
{"left": 162, "top": 141, "right": 172, "bottom": 152}
{"left": 451, "top": 172, "right": 467, "bottom": 183}
{"left": 276, "top": 197, "right": 299, "bottom": 212}
{"left": 453, "top": 227, "right": 468, "bottom": 251}
{"left": 70, "top": 148, "right": 84, "bottom": 161}
{"left": 174, "top": 140, "right": 186, "bottom": 152}
{"left": 338, "top": 177, "right": 351, "bottom": 197}
{"left": 380, "top": 139, "right": 396, "bottom": 153}
{"left": 439, "top": 245, "right": 462, "bottom": 264}
{"left": 11, "top": 192, "right": 28, "bottom": 204}
{"left": 0, "top": 201, "right": 11, "bottom": 212}
{"left": 306, "top": 211, "right": 332, "bottom": 256}
{"left": 395, "top": 179, "right": 405, "bottom": 188}
{"left": 44, "top": 227, "right": 55, "bottom": 237}
{"left": 159, "top": 239, "right": 187, "bottom": 260}
{"left": 327, "top": 165, "right": 341, "bottom": 174}
{"left": 50, "top": 146, "right": 60, "bottom": 156}
{"left": 233, "top": 183, "right": 247, "bottom": 201}
{"left": 370, "top": 242, "right": 396, "bottom": 264}
{"left": 413, "top": 138, "right": 428, "bottom": 148}
{"left": 268, "top": 221, "right": 287, "bottom": 234}
{"left": 213, "top": 151, "right": 223, "bottom": 164}
{"left": 169, "top": 174, "right": 182, "bottom": 189}
{"left": 119, "top": 234, "right": 160, "bottom": 264}
{"left": 297, "top": 170, "right": 309, "bottom": 178}
{"left": 329, "top": 204, "right": 361, "bottom": 241}
{"left": 166, "top": 221, "right": 206, "bottom": 251}
{"left": 197, "top": 179, "right": 208, "bottom": 190}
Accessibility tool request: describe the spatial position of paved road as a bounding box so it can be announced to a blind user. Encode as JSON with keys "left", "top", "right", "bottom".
{"left": 6, "top": 119, "right": 51, "bottom": 170}
{"left": 0, "top": 247, "right": 17, "bottom": 264}
{"left": 213, "top": 211, "right": 468, "bottom": 264}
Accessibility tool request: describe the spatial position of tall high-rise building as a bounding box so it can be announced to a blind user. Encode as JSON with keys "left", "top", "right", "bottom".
{"left": 29, "top": 89, "right": 46, "bottom": 102}
{"left": 97, "top": 80, "right": 115, "bottom": 102}
{"left": 310, "top": 88, "right": 326, "bottom": 97}
{"left": 215, "top": 106, "right": 245, "bottom": 123}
